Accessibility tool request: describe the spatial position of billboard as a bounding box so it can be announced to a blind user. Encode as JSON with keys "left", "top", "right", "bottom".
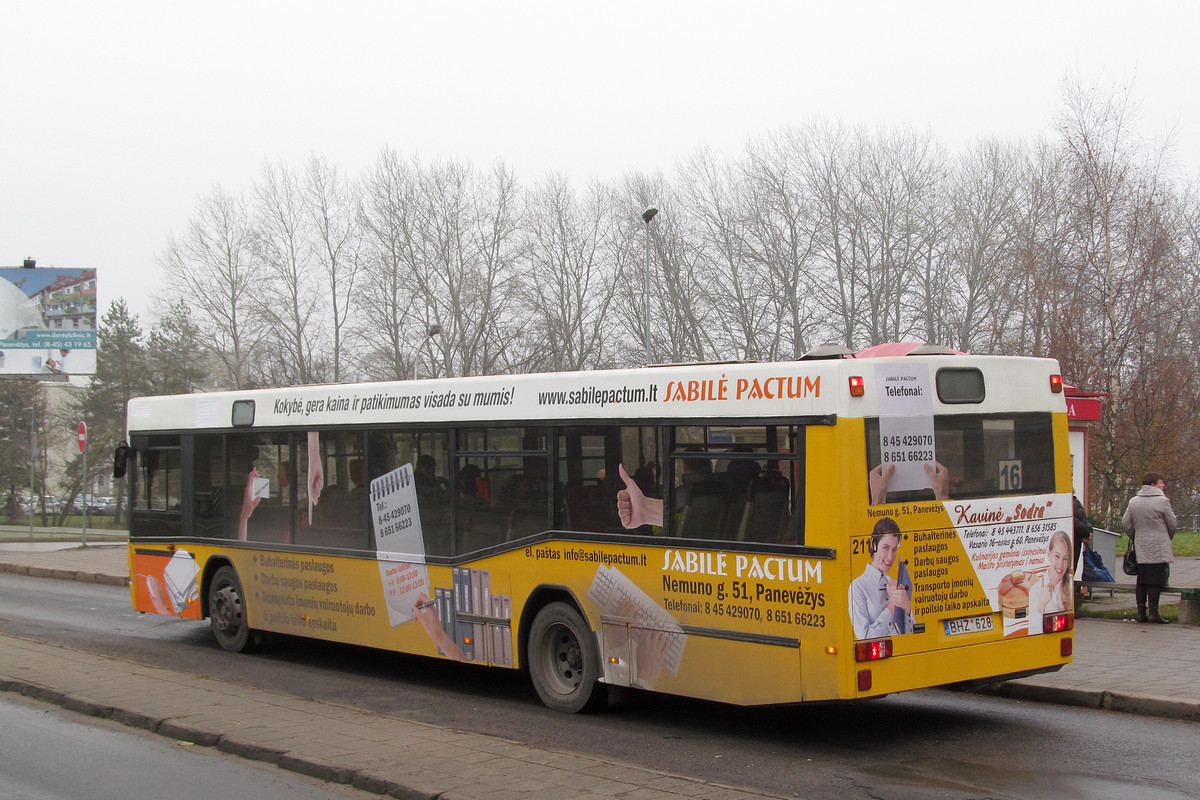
{"left": 0, "top": 266, "right": 97, "bottom": 377}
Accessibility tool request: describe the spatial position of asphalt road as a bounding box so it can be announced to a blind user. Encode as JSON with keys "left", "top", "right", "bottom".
{"left": 0, "top": 693, "right": 383, "bottom": 800}
{"left": 3, "top": 574, "right": 1199, "bottom": 799}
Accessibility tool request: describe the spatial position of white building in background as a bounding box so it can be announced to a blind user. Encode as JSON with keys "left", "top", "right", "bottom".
{"left": 32, "top": 269, "right": 97, "bottom": 331}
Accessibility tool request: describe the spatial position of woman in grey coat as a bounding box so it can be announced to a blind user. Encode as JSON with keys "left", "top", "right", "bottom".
{"left": 1121, "top": 472, "right": 1178, "bottom": 623}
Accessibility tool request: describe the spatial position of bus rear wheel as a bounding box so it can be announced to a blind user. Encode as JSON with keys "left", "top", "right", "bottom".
{"left": 527, "top": 601, "right": 605, "bottom": 713}
{"left": 209, "top": 565, "right": 253, "bottom": 653}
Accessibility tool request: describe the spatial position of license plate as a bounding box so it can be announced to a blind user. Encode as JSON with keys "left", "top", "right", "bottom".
{"left": 944, "top": 614, "right": 995, "bottom": 636}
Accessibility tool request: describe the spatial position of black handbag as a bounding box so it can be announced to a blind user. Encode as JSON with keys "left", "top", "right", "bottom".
{"left": 1122, "top": 538, "right": 1139, "bottom": 576}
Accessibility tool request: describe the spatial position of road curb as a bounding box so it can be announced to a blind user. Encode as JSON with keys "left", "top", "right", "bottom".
{"left": 1104, "top": 692, "right": 1200, "bottom": 721}
{"left": 216, "top": 737, "right": 287, "bottom": 764}
{"left": 274, "top": 753, "right": 357, "bottom": 784}
{"left": 978, "top": 680, "right": 1200, "bottom": 721}
{"left": 0, "top": 679, "right": 423, "bottom": 798}
{"left": 0, "top": 562, "right": 128, "bottom": 587}
{"left": 157, "top": 719, "right": 223, "bottom": 747}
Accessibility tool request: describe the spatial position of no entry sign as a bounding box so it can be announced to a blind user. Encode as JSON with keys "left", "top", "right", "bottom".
{"left": 77, "top": 421, "right": 87, "bottom": 453}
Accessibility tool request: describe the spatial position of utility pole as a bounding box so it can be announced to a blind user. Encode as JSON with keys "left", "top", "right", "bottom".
{"left": 641, "top": 206, "right": 659, "bottom": 364}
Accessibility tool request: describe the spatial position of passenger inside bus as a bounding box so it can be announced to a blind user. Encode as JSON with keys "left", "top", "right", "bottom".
{"left": 413, "top": 454, "right": 451, "bottom": 554}
{"left": 673, "top": 449, "right": 714, "bottom": 515}
{"left": 716, "top": 447, "right": 760, "bottom": 500}
{"left": 415, "top": 454, "right": 448, "bottom": 502}
{"left": 617, "top": 458, "right": 793, "bottom": 543}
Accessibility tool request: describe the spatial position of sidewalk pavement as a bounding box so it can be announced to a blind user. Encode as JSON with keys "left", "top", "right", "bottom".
{"left": 2, "top": 544, "right": 1199, "bottom": 800}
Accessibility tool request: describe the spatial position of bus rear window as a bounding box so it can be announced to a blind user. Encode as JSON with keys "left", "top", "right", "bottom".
{"left": 935, "top": 367, "right": 985, "bottom": 404}
{"left": 866, "top": 413, "right": 1054, "bottom": 502}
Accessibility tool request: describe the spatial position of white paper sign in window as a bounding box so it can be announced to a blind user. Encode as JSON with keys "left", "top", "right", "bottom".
{"left": 875, "top": 363, "right": 937, "bottom": 495}
{"left": 371, "top": 464, "right": 430, "bottom": 626}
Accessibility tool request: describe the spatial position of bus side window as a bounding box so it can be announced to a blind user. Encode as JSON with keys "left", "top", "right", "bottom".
{"left": 367, "top": 430, "right": 452, "bottom": 557}
{"left": 456, "top": 427, "right": 549, "bottom": 553}
{"left": 297, "top": 430, "right": 368, "bottom": 552}
{"left": 670, "top": 425, "right": 802, "bottom": 544}
{"left": 558, "top": 426, "right": 656, "bottom": 535}
{"left": 192, "top": 434, "right": 223, "bottom": 538}
{"left": 130, "top": 435, "right": 184, "bottom": 539}
{"left": 225, "top": 432, "right": 291, "bottom": 544}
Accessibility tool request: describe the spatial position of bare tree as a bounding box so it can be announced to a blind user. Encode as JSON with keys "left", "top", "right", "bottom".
{"left": 518, "top": 174, "right": 624, "bottom": 371}
{"left": 1054, "top": 73, "right": 1187, "bottom": 520}
{"left": 848, "top": 126, "right": 946, "bottom": 345}
{"left": 997, "top": 139, "right": 1074, "bottom": 358}
{"left": 416, "top": 159, "right": 524, "bottom": 378}
{"left": 359, "top": 154, "right": 524, "bottom": 379}
{"left": 357, "top": 147, "right": 424, "bottom": 380}
{"left": 741, "top": 128, "right": 829, "bottom": 358}
{"left": 679, "top": 146, "right": 788, "bottom": 361}
{"left": 625, "top": 172, "right": 712, "bottom": 363}
{"left": 940, "top": 139, "right": 1023, "bottom": 352}
{"left": 802, "top": 121, "right": 871, "bottom": 348}
{"left": 304, "top": 154, "right": 363, "bottom": 383}
{"left": 251, "top": 160, "right": 327, "bottom": 386}
{"left": 159, "top": 186, "right": 264, "bottom": 389}
{"left": 151, "top": 81, "right": 1200, "bottom": 520}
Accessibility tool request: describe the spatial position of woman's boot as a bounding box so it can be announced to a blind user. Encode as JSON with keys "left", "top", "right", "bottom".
{"left": 1148, "top": 586, "right": 1171, "bottom": 624}
{"left": 1136, "top": 583, "right": 1148, "bottom": 623}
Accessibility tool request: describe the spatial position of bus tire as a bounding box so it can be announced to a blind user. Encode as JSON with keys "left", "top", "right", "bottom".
{"left": 209, "top": 565, "right": 253, "bottom": 653}
{"left": 527, "top": 601, "right": 606, "bottom": 713}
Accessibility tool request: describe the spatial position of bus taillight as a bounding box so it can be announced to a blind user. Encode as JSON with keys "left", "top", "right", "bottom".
{"left": 1049, "top": 374, "right": 1063, "bottom": 393}
{"left": 849, "top": 376, "right": 865, "bottom": 397}
{"left": 1043, "top": 612, "right": 1073, "bottom": 634}
{"left": 854, "top": 639, "right": 892, "bottom": 662}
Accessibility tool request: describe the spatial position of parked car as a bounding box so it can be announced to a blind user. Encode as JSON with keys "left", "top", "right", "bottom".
{"left": 22, "top": 496, "right": 65, "bottom": 513}
{"left": 71, "top": 495, "right": 117, "bottom": 515}
{"left": 92, "top": 497, "right": 118, "bottom": 515}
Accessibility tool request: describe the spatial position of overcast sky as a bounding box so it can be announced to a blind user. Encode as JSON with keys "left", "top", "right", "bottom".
{"left": 5, "top": 1, "right": 1198, "bottom": 323}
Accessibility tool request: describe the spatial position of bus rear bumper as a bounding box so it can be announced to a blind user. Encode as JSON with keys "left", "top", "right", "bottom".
{"left": 852, "top": 633, "right": 1072, "bottom": 699}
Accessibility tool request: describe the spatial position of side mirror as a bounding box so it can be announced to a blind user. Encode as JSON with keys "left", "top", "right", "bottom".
{"left": 113, "top": 441, "right": 130, "bottom": 479}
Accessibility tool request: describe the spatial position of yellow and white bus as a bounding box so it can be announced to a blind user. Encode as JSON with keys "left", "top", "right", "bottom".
{"left": 120, "top": 347, "right": 1074, "bottom": 712}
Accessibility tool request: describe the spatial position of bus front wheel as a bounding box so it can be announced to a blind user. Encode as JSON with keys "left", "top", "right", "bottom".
{"left": 209, "top": 565, "right": 253, "bottom": 653}
{"left": 527, "top": 601, "right": 605, "bottom": 713}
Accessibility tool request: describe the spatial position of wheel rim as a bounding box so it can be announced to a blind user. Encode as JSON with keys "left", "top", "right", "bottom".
{"left": 542, "top": 621, "right": 584, "bottom": 695}
{"left": 213, "top": 584, "right": 243, "bottom": 634}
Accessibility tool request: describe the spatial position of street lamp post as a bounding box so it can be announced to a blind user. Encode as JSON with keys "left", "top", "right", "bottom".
{"left": 425, "top": 324, "right": 443, "bottom": 378}
{"left": 29, "top": 406, "right": 36, "bottom": 538}
{"left": 641, "top": 205, "right": 659, "bottom": 364}
{"left": 412, "top": 324, "right": 443, "bottom": 380}
{"left": 79, "top": 420, "right": 88, "bottom": 547}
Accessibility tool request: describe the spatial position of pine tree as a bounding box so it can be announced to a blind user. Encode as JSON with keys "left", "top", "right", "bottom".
{"left": 0, "top": 379, "right": 46, "bottom": 522}
{"left": 147, "top": 299, "right": 210, "bottom": 394}
{"left": 69, "top": 300, "right": 151, "bottom": 526}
